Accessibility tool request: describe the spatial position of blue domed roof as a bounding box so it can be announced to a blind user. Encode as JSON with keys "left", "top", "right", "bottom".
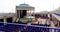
{"left": 17, "top": 3, "right": 31, "bottom": 7}
{"left": 18, "top": 3, "right": 30, "bottom": 7}
{"left": 16, "top": 3, "right": 34, "bottom": 8}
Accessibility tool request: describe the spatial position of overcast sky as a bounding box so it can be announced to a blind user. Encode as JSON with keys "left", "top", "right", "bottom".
{"left": 0, "top": 0, "right": 60, "bottom": 13}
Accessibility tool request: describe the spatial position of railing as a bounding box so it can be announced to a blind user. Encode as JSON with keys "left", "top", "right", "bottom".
{"left": 0, "top": 22, "right": 60, "bottom": 32}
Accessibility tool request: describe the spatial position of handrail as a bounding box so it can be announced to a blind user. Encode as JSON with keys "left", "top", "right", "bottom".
{"left": 0, "top": 22, "right": 60, "bottom": 32}
{"left": 0, "top": 22, "right": 60, "bottom": 30}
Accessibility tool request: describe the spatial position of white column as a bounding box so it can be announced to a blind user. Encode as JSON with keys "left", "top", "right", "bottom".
{"left": 33, "top": 9, "right": 35, "bottom": 16}
{"left": 19, "top": 10, "right": 20, "bottom": 18}
{"left": 27, "top": 10, "right": 29, "bottom": 16}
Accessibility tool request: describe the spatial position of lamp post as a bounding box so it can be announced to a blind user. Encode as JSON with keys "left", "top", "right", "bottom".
{"left": 3, "top": 16, "right": 7, "bottom": 25}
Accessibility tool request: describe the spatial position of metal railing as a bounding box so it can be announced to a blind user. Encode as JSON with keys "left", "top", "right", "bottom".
{"left": 0, "top": 22, "right": 60, "bottom": 32}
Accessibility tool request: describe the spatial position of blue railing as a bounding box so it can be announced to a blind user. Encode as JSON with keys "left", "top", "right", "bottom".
{"left": 0, "top": 22, "right": 60, "bottom": 32}
{"left": 55, "top": 13, "right": 60, "bottom": 16}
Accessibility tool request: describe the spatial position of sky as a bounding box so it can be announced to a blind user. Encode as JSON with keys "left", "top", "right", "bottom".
{"left": 0, "top": 0, "right": 60, "bottom": 13}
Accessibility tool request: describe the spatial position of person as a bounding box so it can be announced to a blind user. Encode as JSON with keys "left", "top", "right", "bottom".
{"left": 38, "top": 18, "right": 42, "bottom": 24}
